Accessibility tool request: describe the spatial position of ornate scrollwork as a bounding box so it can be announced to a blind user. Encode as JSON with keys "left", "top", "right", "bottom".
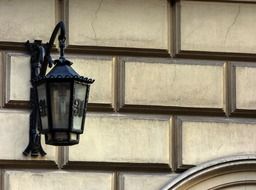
{"left": 73, "top": 99, "right": 84, "bottom": 117}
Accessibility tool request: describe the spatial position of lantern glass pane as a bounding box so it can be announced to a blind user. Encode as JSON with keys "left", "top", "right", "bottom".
{"left": 37, "top": 83, "right": 48, "bottom": 130}
{"left": 50, "top": 82, "right": 71, "bottom": 129}
{"left": 72, "top": 82, "right": 87, "bottom": 131}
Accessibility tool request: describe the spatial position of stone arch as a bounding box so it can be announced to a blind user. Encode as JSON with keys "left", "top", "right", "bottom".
{"left": 161, "top": 155, "right": 256, "bottom": 190}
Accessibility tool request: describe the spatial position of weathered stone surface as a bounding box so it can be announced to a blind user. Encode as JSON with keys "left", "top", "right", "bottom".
{"left": 0, "top": 0, "right": 55, "bottom": 42}
{"left": 179, "top": 117, "right": 256, "bottom": 166}
{"left": 0, "top": 110, "right": 56, "bottom": 161}
{"left": 235, "top": 64, "right": 256, "bottom": 110}
{"left": 119, "top": 173, "right": 177, "bottom": 190}
{"left": 70, "top": 56, "right": 114, "bottom": 104}
{"left": 124, "top": 59, "right": 224, "bottom": 108}
{"left": 69, "top": 0, "right": 168, "bottom": 49}
{"left": 68, "top": 113, "right": 171, "bottom": 165}
{"left": 0, "top": 52, "right": 3, "bottom": 106}
{"left": 180, "top": 1, "right": 256, "bottom": 53}
{"left": 7, "top": 54, "right": 30, "bottom": 101}
{"left": 4, "top": 170, "right": 114, "bottom": 190}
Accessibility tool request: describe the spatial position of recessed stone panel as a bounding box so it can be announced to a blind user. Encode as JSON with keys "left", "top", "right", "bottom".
{"left": 6, "top": 54, "right": 30, "bottom": 102}
{"left": 124, "top": 59, "right": 224, "bottom": 108}
{"left": 0, "top": 110, "right": 56, "bottom": 162}
{"left": 119, "top": 173, "right": 177, "bottom": 190}
{"left": 5, "top": 54, "right": 114, "bottom": 106}
{"left": 68, "top": 113, "right": 171, "bottom": 165}
{"left": 180, "top": 1, "right": 256, "bottom": 53}
{"left": 69, "top": 0, "right": 168, "bottom": 49}
{"left": 234, "top": 63, "right": 256, "bottom": 110}
{"left": 178, "top": 117, "right": 256, "bottom": 167}
{"left": 4, "top": 170, "right": 114, "bottom": 190}
{"left": 0, "top": 0, "right": 55, "bottom": 42}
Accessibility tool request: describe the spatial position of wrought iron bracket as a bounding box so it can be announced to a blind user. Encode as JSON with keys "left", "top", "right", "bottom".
{"left": 23, "top": 21, "right": 66, "bottom": 157}
{"left": 23, "top": 40, "right": 47, "bottom": 157}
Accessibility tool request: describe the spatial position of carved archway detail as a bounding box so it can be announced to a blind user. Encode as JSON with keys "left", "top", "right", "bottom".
{"left": 162, "top": 155, "right": 256, "bottom": 190}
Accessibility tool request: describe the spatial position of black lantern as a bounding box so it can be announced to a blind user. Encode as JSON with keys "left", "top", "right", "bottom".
{"left": 35, "top": 53, "right": 94, "bottom": 146}
{"left": 23, "top": 21, "right": 94, "bottom": 156}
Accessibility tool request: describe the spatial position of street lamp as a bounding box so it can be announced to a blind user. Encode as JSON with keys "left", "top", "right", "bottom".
{"left": 23, "top": 21, "right": 94, "bottom": 156}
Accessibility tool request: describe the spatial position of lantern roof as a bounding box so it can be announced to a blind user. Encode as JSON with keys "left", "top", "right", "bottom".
{"left": 33, "top": 57, "right": 95, "bottom": 84}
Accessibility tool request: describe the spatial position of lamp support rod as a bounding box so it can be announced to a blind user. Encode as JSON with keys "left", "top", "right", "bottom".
{"left": 23, "top": 21, "right": 66, "bottom": 157}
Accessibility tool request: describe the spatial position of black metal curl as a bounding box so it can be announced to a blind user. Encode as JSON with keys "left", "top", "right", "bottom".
{"left": 23, "top": 21, "right": 67, "bottom": 157}
{"left": 40, "top": 21, "right": 66, "bottom": 76}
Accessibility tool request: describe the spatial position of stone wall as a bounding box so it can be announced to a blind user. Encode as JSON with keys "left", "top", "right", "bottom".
{"left": 0, "top": 0, "right": 256, "bottom": 189}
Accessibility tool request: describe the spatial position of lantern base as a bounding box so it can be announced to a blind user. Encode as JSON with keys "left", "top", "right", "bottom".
{"left": 45, "top": 132, "right": 79, "bottom": 146}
